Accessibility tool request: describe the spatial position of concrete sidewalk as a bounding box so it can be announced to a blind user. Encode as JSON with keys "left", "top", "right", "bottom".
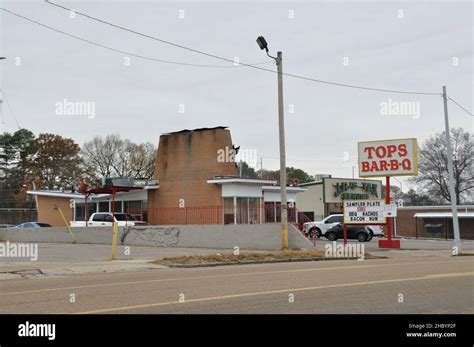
{"left": 0, "top": 259, "right": 168, "bottom": 280}
{"left": 1, "top": 243, "right": 230, "bottom": 262}
{"left": 0, "top": 244, "right": 229, "bottom": 280}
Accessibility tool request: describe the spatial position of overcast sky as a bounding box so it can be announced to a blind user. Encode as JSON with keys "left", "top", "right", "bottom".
{"left": 0, "top": 0, "right": 472, "bottom": 189}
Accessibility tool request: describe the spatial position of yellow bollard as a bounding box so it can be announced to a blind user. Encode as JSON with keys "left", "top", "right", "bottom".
{"left": 55, "top": 206, "right": 77, "bottom": 243}
{"left": 111, "top": 223, "right": 118, "bottom": 260}
{"left": 281, "top": 224, "right": 289, "bottom": 250}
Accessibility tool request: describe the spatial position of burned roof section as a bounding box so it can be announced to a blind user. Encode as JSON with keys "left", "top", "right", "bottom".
{"left": 162, "top": 126, "right": 229, "bottom": 136}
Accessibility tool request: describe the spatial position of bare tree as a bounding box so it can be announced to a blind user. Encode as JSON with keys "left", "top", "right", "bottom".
{"left": 81, "top": 135, "right": 156, "bottom": 184}
{"left": 128, "top": 143, "right": 156, "bottom": 179}
{"left": 412, "top": 128, "right": 473, "bottom": 204}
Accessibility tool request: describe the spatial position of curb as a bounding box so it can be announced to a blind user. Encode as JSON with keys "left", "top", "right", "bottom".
{"left": 164, "top": 255, "right": 386, "bottom": 268}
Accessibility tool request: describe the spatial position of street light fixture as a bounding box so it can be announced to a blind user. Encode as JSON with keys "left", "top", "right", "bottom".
{"left": 256, "top": 36, "right": 268, "bottom": 51}
{"left": 256, "top": 36, "right": 277, "bottom": 60}
{"left": 256, "top": 36, "right": 288, "bottom": 250}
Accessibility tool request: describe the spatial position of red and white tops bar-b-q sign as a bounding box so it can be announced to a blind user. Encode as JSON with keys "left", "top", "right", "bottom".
{"left": 358, "top": 138, "right": 418, "bottom": 177}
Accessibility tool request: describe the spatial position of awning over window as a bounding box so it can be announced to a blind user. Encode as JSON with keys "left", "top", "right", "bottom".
{"left": 414, "top": 212, "right": 474, "bottom": 219}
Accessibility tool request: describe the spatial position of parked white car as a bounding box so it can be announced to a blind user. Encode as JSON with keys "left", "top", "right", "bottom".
{"left": 303, "top": 214, "right": 343, "bottom": 238}
{"left": 303, "top": 214, "right": 384, "bottom": 239}
{"left": 70, "top": 213, "right": 148, "bottom": 227}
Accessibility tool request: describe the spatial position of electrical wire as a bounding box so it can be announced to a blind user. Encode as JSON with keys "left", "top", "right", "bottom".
{"left": 261, "top": 154, "right": 357, "bottom": 163}
{"left": 0, "top": 7, "right": 272, "bottom": 69}
{"left": 45, "top": 0, "right": 441, "bottom": 96}
{"left": 0, "top": 89, "right": 21, "bottom": 130}
{"left": 448, "top": 96, "right": 474, "bottom": 117}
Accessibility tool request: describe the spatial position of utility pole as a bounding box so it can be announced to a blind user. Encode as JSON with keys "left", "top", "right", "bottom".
{"left": 393, "top": 176, "right": 403, "bottom": 193}
{"left": 256, "top": 37, "right": 288, "bottom": 249}
{"left": 277, "top": 51, "right": 288, "bottom": 249}
{"left": 442, "top": 86, "right": 462, "bottom": 254}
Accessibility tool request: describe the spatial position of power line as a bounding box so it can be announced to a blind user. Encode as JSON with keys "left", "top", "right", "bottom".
{"left": 0, "top": 89, "right": 21, "bottom": 130}
{"left": 45, "top": 0, "right": 441, "bottom": 96}
{"left": 261, "top": 154, "right": 357, "bottom": 163}
{"left": 447, "top": 96, "right": 474, "bottom": 117}
{"left": 0, "top": 8, "right": 272, "bottom": 69}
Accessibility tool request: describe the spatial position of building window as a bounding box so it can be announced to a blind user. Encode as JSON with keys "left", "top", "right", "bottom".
{"left": 248, "top": 197, "right": 259, "bottom": 224}
{"left": 75, "top": 203, "right": 85, "bottom": 221}
{"left": 124, "top": 200, "right": 146, "bottom": 221}
{"left": 113, "top": 201, "right": 122, "bottom": 213}
{"left": 99, "top": 201, "right": 109, "bottom": 212}
{"left": 75, "top": 202, "right": 96, "bottom": 221}
{"left": 223, "top": 197, "right": 234, "bottom": 224}
{"left": 275, "top": 202, "right": 281, "bottom": 223}
{"left": 265, "top": 202, "right": 275, "bottom": 223}
{"left": 236, "top": 197, "right": 249, "bottom": 224}
{"left": 89, "top": 203, "right": 97, "bottom": 219}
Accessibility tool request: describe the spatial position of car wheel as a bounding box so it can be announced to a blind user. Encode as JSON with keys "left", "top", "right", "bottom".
{"left": 357, "top": 232, "right": 368, "bottom": 242}
{"left": 315, "top": 228, "right": 322, "bottom": 238}
{"left": 326, "top": 231, "right": 337, "bottom": 241}
{"left": 307, "top": 228, "right": 322, "bottom": 239}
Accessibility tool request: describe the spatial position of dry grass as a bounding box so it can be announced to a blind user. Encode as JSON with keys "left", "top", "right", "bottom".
{"left": 152, "top": 248, "right": 330, "bottom": 266}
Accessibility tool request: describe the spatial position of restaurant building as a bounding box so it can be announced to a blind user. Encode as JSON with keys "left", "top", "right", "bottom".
{"left": 146, "top": 127, "right": 304, "bottom": 225}
{"left": 297, "top": 176, "right": 383, "bottom": 221}
{"left": 28, "top": 127, "right": 305, "bottom": 227}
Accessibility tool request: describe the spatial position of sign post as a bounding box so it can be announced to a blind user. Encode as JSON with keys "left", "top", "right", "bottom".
{"left": 380, "top": 176, "right": 399, "bottom": 248}
{"left": 343, "top": 223, "right": 348, "bottom": 245}
{"left": 358, "top": 138, "right": 418, "bottom": 249}
{"left": 111, "top": 188, "right": 118, "bottom": 260}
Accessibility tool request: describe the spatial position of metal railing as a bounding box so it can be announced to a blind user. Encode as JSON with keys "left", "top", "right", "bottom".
{"left": 127, "top": 204, "right": 304, "bottom": 226}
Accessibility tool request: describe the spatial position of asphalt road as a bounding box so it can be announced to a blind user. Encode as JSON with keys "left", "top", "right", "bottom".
{"left": 1, "top": 255, "right": 473, "bottom": 314}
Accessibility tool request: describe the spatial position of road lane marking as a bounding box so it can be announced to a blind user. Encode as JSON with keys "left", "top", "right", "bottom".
{"left": 80, "top": 271, "right": 474, "bottom": 314}
{"left": 78, "top": 271, "right": 474, "bottom": 314}
{"left": 1, "top": 258, "right": 472, "bottom": 297}
{"left": 0, "top": 264, "right": 377, "bottom": 296}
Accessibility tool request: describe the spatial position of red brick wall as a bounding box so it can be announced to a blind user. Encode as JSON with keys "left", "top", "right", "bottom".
{"left": 396, "top": 207, "right": 474, "bottom": 240}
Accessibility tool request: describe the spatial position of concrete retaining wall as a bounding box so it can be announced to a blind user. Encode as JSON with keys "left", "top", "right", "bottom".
{"left": 0, "top": 224, "right": 313, "bottom": 250}
{"left": 0, "top": 227, "right": 123, "bottom": 245}
{"left": 123, "top": 223, "right": 312, "bottom": 250}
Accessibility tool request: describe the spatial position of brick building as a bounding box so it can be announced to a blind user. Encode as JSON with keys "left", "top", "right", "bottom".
{"left": 147, "top": 127, "right": 236, "bottom": 224}
{"left": 27, "top": 127, "right": 305, "bottom": 226}
{"left": 395, "top": 206, "right": 474, "bottom": 240}
{"left": 147, "top": 127, "right": 304, "bottom": 225}
{"left": 27, "top": 191, "right": 78, "bottom": 227}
